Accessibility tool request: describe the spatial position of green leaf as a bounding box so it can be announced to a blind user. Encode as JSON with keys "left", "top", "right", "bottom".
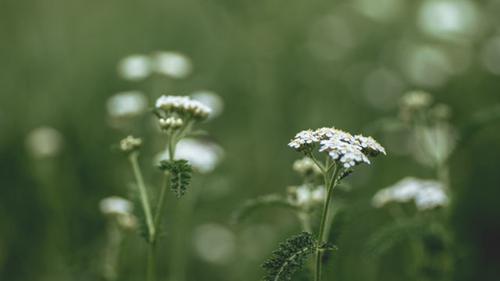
{"left": 262, "top": 232, "right": 316, "bottom": 281}
{"left": 232, "top": 194, "right": 301, "bottom": 224}
{"left": 158, "top": 159, "right": 193, "bottom": 198}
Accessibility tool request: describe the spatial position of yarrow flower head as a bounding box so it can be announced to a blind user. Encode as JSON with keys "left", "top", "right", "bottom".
{"left": 372, "top": 177, "right": 449, "bottom": 211}
{"left": 289, "top": 127, "right": 386, "bottom": 169}
{"left": 155, "top": 95, "right": 211, "bottom": 122}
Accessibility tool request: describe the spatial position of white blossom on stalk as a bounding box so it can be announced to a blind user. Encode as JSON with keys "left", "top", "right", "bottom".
{"left": 118, "top": 55, "right": 152, "bottom": 81}
{"left": 100, "top": 196, "right": 133, "bottom": 216}
{"left": 292, "top": 157, "right": 322, "bottom": 177}
{"left": 287, "top": 185, "right": 326, "bottom": 207}
{"left": 289, "top": 127, "right": 385, "bottom": 169}
{"left": 155, "top": 95, "right": 211, "bottom": 121}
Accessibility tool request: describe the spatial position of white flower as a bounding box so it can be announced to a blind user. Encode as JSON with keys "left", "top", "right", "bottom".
{"left": 288, "top": 130, "right": 319, "bottom": 150}
{"left": 292, "top": 157, "right": 322, "bottom": 176}
{"left": 100, "top": 196, "right": 133, "bottom": 216}
{"left": 26, "top": 127, "right": 63, "bottom": 158}
{"left": 118, "top": 55, "right": 152, "bottom": 81}
{"left": 311, "top": 185, "right": 326, "bottom": 203}
{"left": 289, "top": 127, "right": 385, "bottom": 169}
{"left": 193, "top": 223, "right": 236, "bottom": 264}
{"left": 191, "top": 90, "right": 224, "bottom": 119}
{"left": 415, "top": 185, "right": 449, "bottom": 210}
{"left": 106, "top": 91, "right": 147, "bottom": 118}
{"left": 372, "top": 177, "right": 448, "bottom": 210}
{"left": 155, "top": 95, "right": 211, "bottom": 121}
{"left": 153, "top": 52, "right": 192, "bottom": 79}
{"left": 156, "top": 138, "right": 223, "bottom": 174}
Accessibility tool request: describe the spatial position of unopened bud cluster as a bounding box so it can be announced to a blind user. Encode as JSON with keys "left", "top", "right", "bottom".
{"left": 159, "top": 117, "right": 184, "bottom": 130}
{"left": 120, "top": 135, "right": 142, "bottom": 153}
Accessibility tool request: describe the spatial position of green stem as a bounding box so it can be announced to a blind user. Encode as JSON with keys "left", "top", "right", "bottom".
{"left": 153, "top": 175, "right": 169, "bottom": 239}
{"left": 129, "top": 153, "right": 155, "bottom": 242}
{"left": 147, "top": 243, "right": 156, "bottom": 281}
{"left": 314, "top": 165, "right": 340, "bottom": 281}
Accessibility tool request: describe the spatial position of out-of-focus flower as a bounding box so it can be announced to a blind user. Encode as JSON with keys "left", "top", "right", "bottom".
{"left": 353, "top": 0, "right": 405, "bottom": 22}
{"left": 106, "top": 91, "right": 148, "bottom": 119}
{"left": 399, "top": 90, "right": 433, "bottom": 121}
{"left": 119, "top": 135, "right": 142, "bottom": 153}
{"left": 153, "top": 52, "right": 192, "bottom": 79}
{"left": 287, "top": 185, "right": 326, "bottom": 207}
{"left": 156, "top": 138, "right": 223, "bottom": 174}
{"left": 372, "top": 177, "right": 448, "bottom": 210}
{"left": 118, "top": 55, "right": 152, "bottom": 81}
{"left": 191, "top": 90, "right": 224, "bottom": 119}
{"left": 193, "top": 223, "right": 236, "bottom": 264}
{"left": 418, "top": 0, "right": 479, "bottom": 42}
{"left": 292, "top": 157, "right": 322, "bottom": 177}
{"left": 100, "top": 196, "right": 137, "bottom": 230}
{"left": 402, "top": 44, "right": 454, "bottom": 88}
{"left": 26, "top": 127, "right": 64, "bottom": 158}
{"left": 100, "top": 196, "right": 133, "bottom": 216}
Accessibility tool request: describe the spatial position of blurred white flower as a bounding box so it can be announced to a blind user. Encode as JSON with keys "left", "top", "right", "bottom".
{"left": 402, "top": 44, "right": 453, "bottom": 88}
{"left": 118, "top": 55, "right": 152, "bottom": 81}
{"left": 106, "top": 91, "right": 148, "bottom": 119}
{"left": 418, "top": 0, "right": 479, "bottom": 42}
{"left": 100, "top": 196, "right": 133, "bottom": 216}
{"left": 153, "top": 52, "right": 192, "bottom": 79}
{"left": 372, "top": 177, "right": 448, "bottom": 210}
{"left": 26, "top": 127, "right": 63, "bottom": 158}
{"left": 193, "top": 223, "right": 236, "bottom": 264}
{"left": 156, "top": 138, "right": 223, "bottom": 173}
{"left": 287, "top": 185, "right": 326, "bottom": 207}
{"left": 292, "top": 157, "right": 322, "bottom": 177}
{"left": 191, "top": 90, "right": 224, "bottom": 119}
{"left": 354, "top": 0, "right": 405, "bottom": 22}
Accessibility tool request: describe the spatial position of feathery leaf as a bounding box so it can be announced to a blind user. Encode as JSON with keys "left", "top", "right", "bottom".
{"left": 159, "top": 159, "right": 192, "bottom": 198}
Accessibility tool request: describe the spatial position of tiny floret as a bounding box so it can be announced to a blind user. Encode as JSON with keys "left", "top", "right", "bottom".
{"left": 119, "top": 135, "right": 142, "bottom": 153}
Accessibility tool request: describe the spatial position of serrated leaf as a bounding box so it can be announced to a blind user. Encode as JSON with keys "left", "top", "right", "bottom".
{"left": 159, "top": 159, "right": 192, "bottom": 198}
{"left": 262, "top": 232, "right": 316, "bottom": 281}
{"left": 232, "top": 194, "right": 301, "bottom": 224}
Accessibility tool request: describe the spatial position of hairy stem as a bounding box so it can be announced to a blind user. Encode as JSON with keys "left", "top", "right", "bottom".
{"left": 129, "top": 153, "right": 155, "bottom": 242}
{"left": 314, "top": 165, "right": 340, "bottom": 281}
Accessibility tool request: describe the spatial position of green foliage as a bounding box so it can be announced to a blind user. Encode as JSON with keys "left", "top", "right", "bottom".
{"left": 262, "top": 232, "right": 316, "bottom": 281}
{"left": 232, "top": 194, "right": 302, "bottom": 224}
{"left": 365, "top": 219, "right": 427, "bottom": 258}
{"left": 158, "top": 159, "right": 192, "bottom": 198}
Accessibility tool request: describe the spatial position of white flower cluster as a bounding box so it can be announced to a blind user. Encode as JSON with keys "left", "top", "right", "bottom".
{"left": 118, "top": 52, "right": 191, "bottom": 81}
{"left": 287, "top": 185, "right": 326, "bottom": 207}
{"left": 289, "top": 127, "right": 386, "bottom": 169}
{"left": 292, "top": 157, "right": 322, "bottom": 177}
{"left": 155, "top": 95, "right": 211, "bottom": 121}
{"left": 100, "top": 196, "right": 137, "bottom": 229}
{"left": 372, "top": 177, "right": 449, "bottom": 211}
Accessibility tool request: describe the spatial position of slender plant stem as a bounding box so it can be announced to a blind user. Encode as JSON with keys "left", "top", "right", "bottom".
{"left": 153, "top": 176, "right": 169, "bottom": 238}
{"left": 129, "top": 153, "right": 155, "bottom": 242}
{"left": 314, "top": 165, "right": 340, "bottom": 281}
{"left": 147, "top": 243, "right": 156, "bottom": 281}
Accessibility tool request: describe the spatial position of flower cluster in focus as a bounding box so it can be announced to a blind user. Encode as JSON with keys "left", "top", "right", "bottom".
{"left": 289, "top": 127, "right": 386, "bottom": 168}
{"left": 155, "top": 95, "right": 211, "bottom": 130}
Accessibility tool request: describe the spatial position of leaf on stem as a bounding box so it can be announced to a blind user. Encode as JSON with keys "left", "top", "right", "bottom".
{"left": 262, "top": 232, "right": 317, "bottom": 281}
{"left": 158, "top": 159, "right": 193, "bottom": 198}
